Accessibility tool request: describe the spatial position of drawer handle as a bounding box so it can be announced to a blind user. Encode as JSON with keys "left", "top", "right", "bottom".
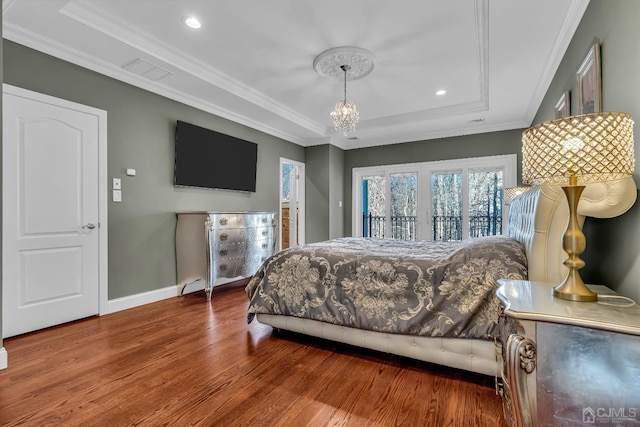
{"left": 262, "top": 243, "right": 268, "bottom": 249}
{"left": 219, "top": 218, "right": 228, "bottom": 226}
{"left": 220, "top": 233, "right": 228, "bottom": 241}
{"left": 219, "top": 249, "right": 228, "bottom": 256}
{"left": 262, "top": 230, "right": 268, "bottom": 236}
{"left": 261, "top": 217, "right": 268, "bottom": 223}
{"left": 219, "top": 264, "right": 228, "bottom": 271}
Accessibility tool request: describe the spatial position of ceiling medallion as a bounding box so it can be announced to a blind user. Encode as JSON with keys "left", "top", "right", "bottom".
{"left": 314, "top": 47, "right": 375, "bottom": 136}
{"left": 313, "top": 46, "right": 376, "bottom": 80}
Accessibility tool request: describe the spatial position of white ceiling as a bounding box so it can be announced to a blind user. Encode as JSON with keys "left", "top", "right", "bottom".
{"left": 2, "top": 0, "right": 589, "bottom": 149}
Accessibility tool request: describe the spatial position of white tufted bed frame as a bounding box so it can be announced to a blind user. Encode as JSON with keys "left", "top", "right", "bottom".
{"left": 256, "top": 178, "right": 637, "bottom": 376}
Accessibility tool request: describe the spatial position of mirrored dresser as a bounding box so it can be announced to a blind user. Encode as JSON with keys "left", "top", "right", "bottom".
{"left": 497, "top": 279, "right": 640, "bottom": 427}
{"left": 176, "top": 211, "right": 277, "bottom": 301}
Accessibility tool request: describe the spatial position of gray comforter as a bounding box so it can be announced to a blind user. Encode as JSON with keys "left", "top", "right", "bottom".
{"left": 246, "top": 236, "right": 527, "bottom": 340}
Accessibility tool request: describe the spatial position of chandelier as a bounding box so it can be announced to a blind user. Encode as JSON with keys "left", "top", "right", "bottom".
{"left": 313, "top": 46, "right": 375, "bottom": 137}
{"left": 330, "top": 65, "right": 360, "bottom": 135}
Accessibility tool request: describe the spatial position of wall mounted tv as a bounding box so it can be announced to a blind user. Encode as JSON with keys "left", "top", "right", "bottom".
{"left": 174, "top": 120, "right": 258, "bottom": 192}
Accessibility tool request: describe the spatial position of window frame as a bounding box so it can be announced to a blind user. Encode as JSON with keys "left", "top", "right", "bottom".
{"left": 352, "top": 154, "right": 517, "bottom": 239}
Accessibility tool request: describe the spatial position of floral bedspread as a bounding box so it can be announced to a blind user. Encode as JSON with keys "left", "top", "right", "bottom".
{"left": 246, "top": 236, "right": 527, "bottom": 340}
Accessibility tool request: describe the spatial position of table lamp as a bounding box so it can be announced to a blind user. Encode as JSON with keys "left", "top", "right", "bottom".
{"left": 521, "top": 112, "right": 635, "bottom": 301}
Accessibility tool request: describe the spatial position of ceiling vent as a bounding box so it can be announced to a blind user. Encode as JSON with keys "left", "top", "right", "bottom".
{"left": 122, "top": 58, "right": 172, "bottom": 81}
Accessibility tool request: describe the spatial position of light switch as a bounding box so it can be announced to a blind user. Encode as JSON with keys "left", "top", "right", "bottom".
{"left": 126, "top": 169, "right": 136, "bottom": 176}
{"left": 113, "top": 178, "right": 121, "bottom": 190}
{"left": 113, "top": 190, "right": 122, "bottom": 202}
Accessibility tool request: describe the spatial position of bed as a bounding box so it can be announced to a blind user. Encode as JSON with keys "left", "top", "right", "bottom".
{"left": 246, "top": 178, "right": 637, "bottom": 376}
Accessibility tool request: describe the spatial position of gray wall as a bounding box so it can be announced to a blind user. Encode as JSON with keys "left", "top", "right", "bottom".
{"left": 3, "top": 40, "right": 305, "bottom": 300}
{"left": 304, "top": 144, "right": 346, "bottom": 242}
{"left": 305, "top": 144, "right": 330, "bottom": 243}
{"left": 342, "top": 129, "right": 524, "bottom": 236}
{"left": 535, "top": 0, "right": 640, "bottom": 301}
{"left": 329, "top": 145, "right": 344, "bottom": 239}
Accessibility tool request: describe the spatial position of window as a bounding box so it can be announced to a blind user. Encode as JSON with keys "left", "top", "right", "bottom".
{"left": 352, "top": 155, "right": 516, "bottom": 241}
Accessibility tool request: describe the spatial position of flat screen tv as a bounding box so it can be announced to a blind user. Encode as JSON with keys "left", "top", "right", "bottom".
{"left": 174, "top": 120, "right": 258, "bottom": 192}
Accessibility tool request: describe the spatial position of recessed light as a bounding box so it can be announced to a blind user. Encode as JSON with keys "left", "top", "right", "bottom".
{"left": 436, "top": 89, "right": 447, "bottom": 96}
{"left": 184, "top": 16, "right": 201, "bottom": 29}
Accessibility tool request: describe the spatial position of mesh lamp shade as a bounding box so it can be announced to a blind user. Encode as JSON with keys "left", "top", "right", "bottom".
{"left": 521, "top": 111, "right": 635, "bottom": 302}
{"left": 522, "top": 112, "right": 634, "bottom": 186}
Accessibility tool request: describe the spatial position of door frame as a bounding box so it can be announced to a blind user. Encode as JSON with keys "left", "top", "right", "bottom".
{"left": 2, "top": 84, "right": 109, "bottom": 316}
{"left": 278, "top": 158, "right": 305, "bottom": 251}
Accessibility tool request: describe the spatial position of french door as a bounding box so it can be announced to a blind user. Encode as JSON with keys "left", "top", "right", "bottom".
{"left": 353, "top": 154, "right": 516, "bottom": 240}
{"left": 361, "top": 172, "right": 418, "bottom": 240}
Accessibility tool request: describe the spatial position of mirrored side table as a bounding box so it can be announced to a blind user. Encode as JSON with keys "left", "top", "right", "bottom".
{"left": 497, "top": 279, "right": 640, "bottom": 427}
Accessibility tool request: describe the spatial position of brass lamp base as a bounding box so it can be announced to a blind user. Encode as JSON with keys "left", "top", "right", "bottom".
{"left": 553, "top": 183, "right": 598, "bottom": 302}
{"left": 552, "top": 273, "right": 598, "bottom": 302}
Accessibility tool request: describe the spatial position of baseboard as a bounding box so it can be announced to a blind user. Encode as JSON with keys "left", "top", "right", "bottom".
{"left": 102, "top": 278, "right": 241, "bottom": 316}
{"left": 0, "top": 347, "right": 7, "bottom": 370}
{"left": 103, "top": 284, "right": 182, "bottom": 315}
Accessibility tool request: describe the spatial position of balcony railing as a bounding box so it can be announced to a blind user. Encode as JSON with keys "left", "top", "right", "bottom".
{"left": 363, "top": 214, "right": 416, "bottom": 240}
{"left": 363, "top": 214, "right": 502, "bottom": 241}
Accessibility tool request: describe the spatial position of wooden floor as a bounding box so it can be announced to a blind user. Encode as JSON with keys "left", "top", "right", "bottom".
{"left": 0, "top": 282, "right": 507, "bottom": 427}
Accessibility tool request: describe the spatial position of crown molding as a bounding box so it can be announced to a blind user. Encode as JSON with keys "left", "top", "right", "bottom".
{"left": 3, "top": 0, "right": 580, "bottom": 149}
{"left": 54, "top": 0, "right": 495, "bottom": 146}
{"left": 59, "top": 0, "right": 326, "bottom": 136}
{"left": 474, "top": 0, "right": 490, "bottom": 108}
{"left": 523, "top": 0, "right": 590, "bottom": 123}
{"left": 341, "top": 119, "right": 529, "bottom": 150}
{"left": 2, "top": 22, "right": 309, "bottom": 146}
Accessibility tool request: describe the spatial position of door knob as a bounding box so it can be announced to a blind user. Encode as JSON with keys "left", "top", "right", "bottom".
{"left": 83, "top": 223, "right": 97, "bottom": 229}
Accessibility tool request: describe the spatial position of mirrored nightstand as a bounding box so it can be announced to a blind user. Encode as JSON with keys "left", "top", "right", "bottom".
{"left": 496, "top": 279, "right": 640, "bottom": 427}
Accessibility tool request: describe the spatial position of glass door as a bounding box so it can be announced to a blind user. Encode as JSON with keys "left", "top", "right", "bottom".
{"left": 352, "top": 155, "right": 515, "bottom": 241}
{"left": 390, "top": 173, "right": 417, "bottom": 240}
{"left": 362, "top": 174, "right": 386, "bottom": 238}
{"left": 431, "top": 171, "right": 463, "bottom": 240}
{"left": 469, "top": 169, "right": 504, "bottom": 238}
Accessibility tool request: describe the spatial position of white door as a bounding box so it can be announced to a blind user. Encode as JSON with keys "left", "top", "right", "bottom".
{"left": 279, "top": 158, "right": 305, "bottom": 250}
{"left": 3, "top": 85, "right": 106, "bottom": 338}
